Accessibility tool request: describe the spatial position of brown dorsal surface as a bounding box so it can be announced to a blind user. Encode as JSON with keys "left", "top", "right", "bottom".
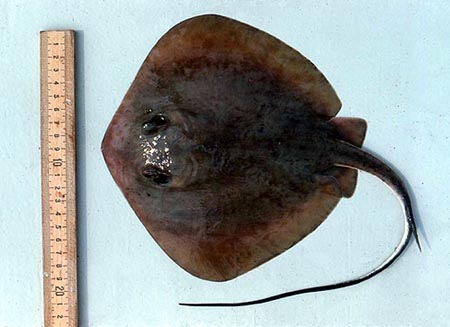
{"left": 102, "top": 15, "right": 417, "bottom": 287}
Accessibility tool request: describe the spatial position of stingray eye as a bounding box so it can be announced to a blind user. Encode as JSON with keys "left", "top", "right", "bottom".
{"left": 142, "top": 165, "right": 172, "bottom": 186}
{"left": 142, "top": 114, "right": 169, "bottom": 135}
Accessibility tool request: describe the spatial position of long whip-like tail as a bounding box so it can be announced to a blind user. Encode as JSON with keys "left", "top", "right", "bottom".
{"left": 180, "top": 141, "right": 421, "bottom": 307}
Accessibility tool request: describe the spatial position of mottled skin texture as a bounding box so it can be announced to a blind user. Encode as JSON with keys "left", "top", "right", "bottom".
{"left": 102, "top": 15, "right": 373, "bottom": 281}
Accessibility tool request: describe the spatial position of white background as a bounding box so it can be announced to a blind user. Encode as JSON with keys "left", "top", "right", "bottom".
{"left": 1, "top": 1, "right": 449, "bottom": 326}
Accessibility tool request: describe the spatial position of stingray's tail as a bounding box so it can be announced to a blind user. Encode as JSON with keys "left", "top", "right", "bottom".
{"left": 332, "top": 141, "right": 421, "bottom": 251}
{"left": 179, "top": 141, "right": 420, "bottom": 307}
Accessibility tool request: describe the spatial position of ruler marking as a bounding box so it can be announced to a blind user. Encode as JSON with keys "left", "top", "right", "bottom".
{"left": 41, "top": 30, "right": 77, "bottom": 327}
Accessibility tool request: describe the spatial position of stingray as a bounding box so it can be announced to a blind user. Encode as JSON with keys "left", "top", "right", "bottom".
{"left": 101, "top": 14, "right": 421, "bottom": 306}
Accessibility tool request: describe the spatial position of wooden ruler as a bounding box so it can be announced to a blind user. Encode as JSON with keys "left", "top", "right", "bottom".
{"left": 40, "top": 30, "right": 77, "bottom": 327}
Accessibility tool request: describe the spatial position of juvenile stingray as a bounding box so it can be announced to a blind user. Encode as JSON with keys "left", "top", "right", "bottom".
{"left": 102, "top": 14, "right": 420, "bottom": 306}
